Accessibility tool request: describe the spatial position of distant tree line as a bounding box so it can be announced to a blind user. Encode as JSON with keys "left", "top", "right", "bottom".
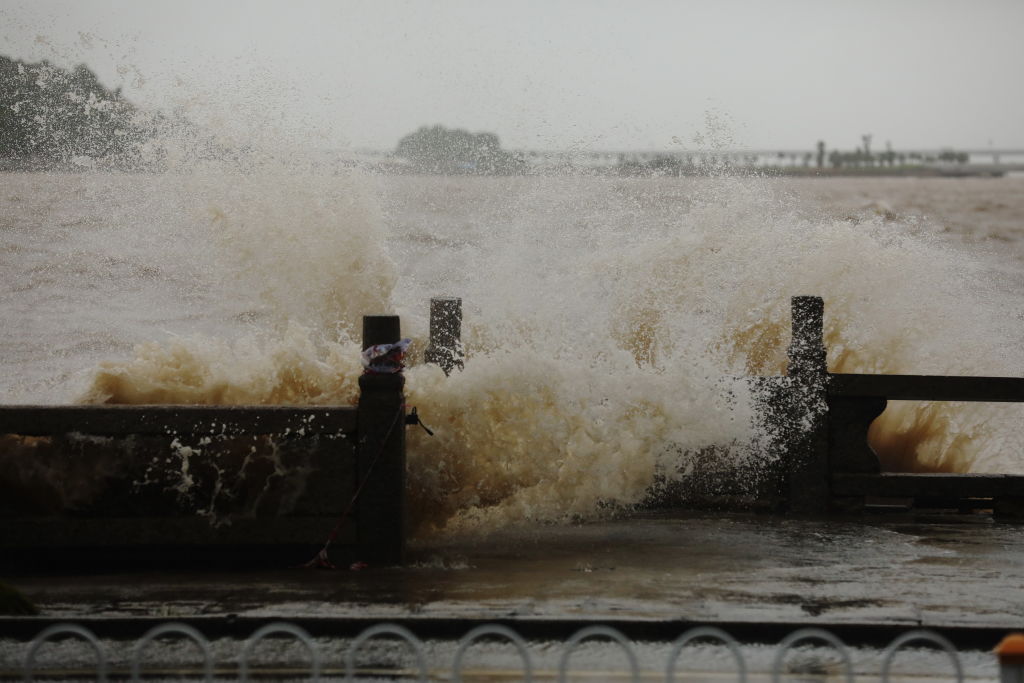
{"left": 395, "top": 125, "right": 526, "bottom": 175}
{"left": 0, "top": 55, "right": 159, "bottom": 169}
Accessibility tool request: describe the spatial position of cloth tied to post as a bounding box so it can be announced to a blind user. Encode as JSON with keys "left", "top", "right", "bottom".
{"left": 361, "top": 338, "right": 412, "bottom": 374}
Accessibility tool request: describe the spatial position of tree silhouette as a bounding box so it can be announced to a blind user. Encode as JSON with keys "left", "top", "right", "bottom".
{"left": 0, "top": 55, "right": 151, "bottom": 168}
{"left": 861, "top": 133, "right": 872, "bottom": 159}
{"left": 395, "top": 125, "right": 526, "bottom": 175}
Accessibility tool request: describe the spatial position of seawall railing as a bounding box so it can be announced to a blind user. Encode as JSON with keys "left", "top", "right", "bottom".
{"left": 422, "top": 295, "right": 1024, "bottom": 516}
{"left": 2, "top": 294, "right": 1022, "bottom": 568}
{"left": 778, "top": 295, "right": 1024, "bottom": 515}
{"left": 0, "top": 315, "right": 409, "bottom": 566}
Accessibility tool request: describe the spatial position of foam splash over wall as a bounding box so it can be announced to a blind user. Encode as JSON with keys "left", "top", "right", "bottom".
{"left": 72, "top": 165, "right": 1024, "bottom": 534}
{"left": 19, "top": 48, "right": 1011, "bottom": 529}
{"left": 192, "top": 168, "right": 398, "bottom": 339}
{"left": 6, "top": 39, "right": 1023, "bottom": 531}
{"left": 404, "top": 353, "right": 753, "bottom": 535}
{"left": 81, "top": 322, "right": 363, "bottom": 406}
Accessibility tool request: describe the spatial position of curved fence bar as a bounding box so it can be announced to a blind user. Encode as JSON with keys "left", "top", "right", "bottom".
{"left": 770, "top": 627, "right": 855, "bottom": 683}
{"left": 667, "top": 626, "right": 747, "bottom": 683}
{"left": 22, "top": 623, "right": 107, "bottom": 683}
{"left": 558, "top": 625, "right": 640, "bottom": 683}
{"left": 881, "top": 629, "right": 964, "bottom": 683}
{"left": 239, "top": 621, "right": 321, "bottom": 683}
{"left": 130, "top": 622, "right": 213, "bottom": 682}
{"left": 453, "top": 624, "right": 533, "bottom": 683}
{"left": 345, "top": 622, "right": 428, "bottom": 683}
{"left": 3, "top": 619, "right": 1016, "bottom": 681}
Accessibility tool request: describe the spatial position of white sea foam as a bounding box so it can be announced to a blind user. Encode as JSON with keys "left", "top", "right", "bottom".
{"left": 3, "top": 65, "right": 1024, "bottom": 531}
{"left": 31, "top": 166, "right": 1015, "bottom": 534}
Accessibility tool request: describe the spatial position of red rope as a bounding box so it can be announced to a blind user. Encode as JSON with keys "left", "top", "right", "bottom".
{"left": 300, "top": 404, "right": 406, "bottom": 570}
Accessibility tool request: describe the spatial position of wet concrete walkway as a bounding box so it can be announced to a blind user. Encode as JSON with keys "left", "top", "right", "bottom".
{"left": 6, "top": 511, "right": 1022, "bottom": 637}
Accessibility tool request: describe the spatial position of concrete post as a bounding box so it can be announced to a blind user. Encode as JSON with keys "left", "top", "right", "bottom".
{"left": 788, "top": 296, "right": 827, "bottom": 378}
{"left": 785, "top": 296, "right": 830, "bottom": 513}
{"left": 424, "top": 296, "right": 464, "bottom": 375}
{"left": 356, "top": 315, "right": 406, "bottom": 564}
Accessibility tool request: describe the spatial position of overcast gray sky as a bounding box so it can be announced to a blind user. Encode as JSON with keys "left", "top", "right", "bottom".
{"left": 2, "top": 0, "right": 1022, "bottom": 152}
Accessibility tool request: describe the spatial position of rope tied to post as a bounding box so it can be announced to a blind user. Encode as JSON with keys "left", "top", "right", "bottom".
{"left": 301, "top": 402, "right": 434, "bottom": 569}
{"left": 301, "top": 322, "right": 430, "bottom": 569}
{"left": 300, "top": 402, "right": 407, "bottom": 570}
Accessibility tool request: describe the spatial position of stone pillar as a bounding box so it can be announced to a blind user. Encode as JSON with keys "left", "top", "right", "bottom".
{"left": 785, "top": 296, "right": 830, "bottom": 513}
{"left": 356, "top": 315, "right": 406, "bottom": 564}
{"left": 788, "top": 296, "right": 827, "bottom": 378}
{"left": 424, "top": 296, "right": 464, "bottom": 375}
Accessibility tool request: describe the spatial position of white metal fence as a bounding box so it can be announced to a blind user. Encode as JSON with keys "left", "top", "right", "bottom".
{"left": 9, "top": 620, "right": 983, "bottom": 681}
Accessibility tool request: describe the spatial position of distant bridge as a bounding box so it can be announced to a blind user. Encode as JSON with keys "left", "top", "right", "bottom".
{"left": 517, "top": 148, "right": 1024, "bottom": 163}
{"left": 341, "top": 147, "right": 1024, "bottom": 174}
{"left": 509, "top": 148, "right": 1024, "bottom": 174}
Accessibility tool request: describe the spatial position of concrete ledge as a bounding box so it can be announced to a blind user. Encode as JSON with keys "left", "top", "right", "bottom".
{"left": 0, "top": 614, "right": 1012, "bottom": 650}
{"left": 0, "top": 516, "right": 354, "bottom": 547}
{"left": 829, "top": 373, "right": 1024, "bottom": 402}
{"left": 831, "top": 472, "right": 1024, "bottom": 498}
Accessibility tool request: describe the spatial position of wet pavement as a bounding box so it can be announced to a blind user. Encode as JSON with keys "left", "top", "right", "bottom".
{"left": 6, "top": 511, "right": 1023, "bottom": 631}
